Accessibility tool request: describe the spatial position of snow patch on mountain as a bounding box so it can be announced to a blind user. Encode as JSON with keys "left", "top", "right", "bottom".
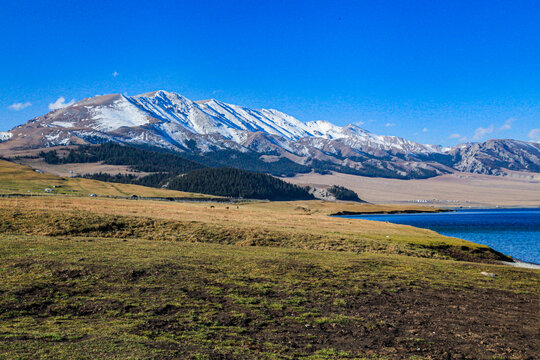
{"left": 305, "top": 120, "right": 349, "bottom": 139}
{"left": 91, "top": 96, "right": 151, "bottom": 131}
{"left": 51, "top": 121, "right": 75, "bottom": 128}
{"left": 0, "top": 132, "right": 12, "bottom": 141}
{"left": 128, "top": 91, "right": 314, "bottom": 143}
{"left": 0, "top": 131, "right": 13, "bottom": 141}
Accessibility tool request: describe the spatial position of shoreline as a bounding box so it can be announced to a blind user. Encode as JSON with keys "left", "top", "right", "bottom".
{"left": 501, "top": 260, "right": 540, "bottom": 269}
{"left": 331, "top": 208, "right": 453, "bottom": 216}
{"left": 335, "top": 209, "right": 539, "bottom": 269}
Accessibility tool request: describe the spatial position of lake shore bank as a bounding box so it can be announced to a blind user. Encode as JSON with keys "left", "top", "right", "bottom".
{"left": 331, "top": 208, "right": 453, "bottom": 216}
{"left": 340, "top": 208, "right": 540, "bottom": 266}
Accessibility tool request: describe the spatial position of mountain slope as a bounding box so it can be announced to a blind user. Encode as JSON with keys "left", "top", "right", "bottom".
{"left": 448, "top": 139, "right": 540, "bottom": 175}
{"left": 0, "top": 158, "right": 212, "bottom": 198}
{"left": 1, "top": 90, "right": 538, "bottom": 178}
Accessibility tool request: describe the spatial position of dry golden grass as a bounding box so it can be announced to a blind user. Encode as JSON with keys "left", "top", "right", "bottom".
{"left": 0, "top": 196, "right": 505, "bottom": 263}
{"left": 0, "top": 159, "right": 215, "bottom": 198}
{"left": 0, "top": 159, "right": 510, "bottom": 262}
{"left": 0, "top": 197, "right": 446, "bottom": 241}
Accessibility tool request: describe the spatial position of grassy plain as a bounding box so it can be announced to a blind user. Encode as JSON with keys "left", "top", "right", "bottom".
{"left": 0, "top": 196, "right": 504, "bottom": 262}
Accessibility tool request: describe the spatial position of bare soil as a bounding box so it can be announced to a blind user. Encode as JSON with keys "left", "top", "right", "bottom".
{"left": 2, "top": 252, "right": 538, "bottom": 359}
{"left": 285, "top": 171, "right": 540, "bottom": 208}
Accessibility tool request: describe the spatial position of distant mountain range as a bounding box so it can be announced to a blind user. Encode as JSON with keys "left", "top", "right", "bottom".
{"left": 1, "top": 90, "right": 539, "bottom": 178}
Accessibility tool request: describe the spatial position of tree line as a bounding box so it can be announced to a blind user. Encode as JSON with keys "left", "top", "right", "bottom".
{"left": 167, "top": 167, "right": 314, "bottom": 201}
{"left": 39, "top": 144, "right": 315, "bottom": 200}
{"left": 39, "top": 143, "right": 204, "bottom": 173}
{"left": 328, "top": 185, "right": 363, "bottom": 202}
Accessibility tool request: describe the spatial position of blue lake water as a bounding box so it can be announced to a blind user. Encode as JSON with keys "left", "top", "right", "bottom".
{"left": 340, "top": 208, "right": 540, "bottom": 264}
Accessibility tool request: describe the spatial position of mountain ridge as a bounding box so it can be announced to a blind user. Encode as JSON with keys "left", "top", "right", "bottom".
{"left": 1, "top": 90, "right": 539, "bottom": 178}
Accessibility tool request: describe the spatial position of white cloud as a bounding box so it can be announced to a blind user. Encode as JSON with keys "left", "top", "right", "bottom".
{"left": 8, "top": 102, "right": 32, "bottom": 111}
{"left": 448, "top": 133, "right": 461, "bottom": 139}
{"left": 422, "top": 127, "right": 428, "bottom": 133}
{"left": 473, "top": 124, "right": 494, "bottom": 140}
{"left": 112, "top": 71, "right": 119, "bottom": 77}
{"left": 528, "top": 129, "right": 540, "bottom": 143}
{"left": 354, "top": 121, "right": 365, "bottom": 126}
{"left": 385, "top": 122, "right": 395, "bottom": 127}
{"left": 49, "top": 97, "right": 76, "bottom": 110}
{"left": 499, "top": 118, "right": 515, "bottom": 131}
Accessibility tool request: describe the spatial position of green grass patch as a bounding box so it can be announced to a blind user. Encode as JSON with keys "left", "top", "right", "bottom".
{"left": 0, "top": 235, "right": 538, "bottom": 359}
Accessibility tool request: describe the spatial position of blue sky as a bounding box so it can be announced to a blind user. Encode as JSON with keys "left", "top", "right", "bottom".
{"left": 1, "top": 0, "right": 539, "bottom": 145}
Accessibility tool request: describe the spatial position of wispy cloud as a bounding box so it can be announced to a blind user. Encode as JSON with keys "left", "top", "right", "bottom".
{"left": 49, "top": 97, "right": 76, "bottom": 110}
{"left": 528, "top": 129, "right": 540, "bottom": 143}
{"left": 112, "top": 71, "right": 119, "bottom": 77}
{"left": 422, "top": 127, "right": 428, "bottom": 133}
{"left": 385, "top": 122, "right": 395, "bottom": 127}
{"left": 499, "top": 118, "right": 515, "bottom": 131}
{"left": 8, "top": 102, "right": 32, "bottom": 111}
{"left": 473, "top": 124, "right": 494, "bottom": 140}
{"left": 354, "top": 121, "right": 365, "bottom": 126}
{"left": 448, "top": 133, "right": 461, "bottom": 139}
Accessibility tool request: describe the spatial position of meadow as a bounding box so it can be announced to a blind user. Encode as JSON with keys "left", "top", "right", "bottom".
{"left": 0, "top": 161, "right": 538, "bottom": 359}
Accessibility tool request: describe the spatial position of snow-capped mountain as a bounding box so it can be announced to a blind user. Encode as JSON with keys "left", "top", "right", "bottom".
{"left": 2, "top": 90, "right": 438, "bottom": 152}
{"left": 1, "top": 90, "right": 539, "bottom": 178}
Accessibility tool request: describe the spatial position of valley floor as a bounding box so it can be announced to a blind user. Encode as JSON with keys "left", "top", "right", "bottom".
{"left": 284, "top": 171, "right": 540, "bottom": 208}
{"left": 0, "top": 197, "right": 538, "bottom": 359}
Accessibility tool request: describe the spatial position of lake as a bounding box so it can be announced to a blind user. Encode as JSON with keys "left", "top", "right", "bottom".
{"left": 340, "top": 208, "right": 540, "bottom": 264}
